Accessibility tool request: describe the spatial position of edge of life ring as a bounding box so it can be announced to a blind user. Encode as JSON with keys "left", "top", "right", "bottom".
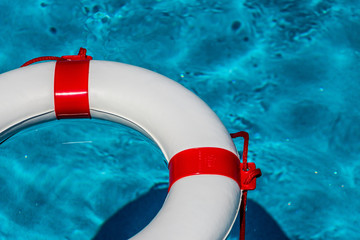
{"left": 0, "top": 49, "right": 258, "bottom": 240}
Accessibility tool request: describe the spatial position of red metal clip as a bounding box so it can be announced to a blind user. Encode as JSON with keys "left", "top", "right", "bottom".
{"left": 240, "top": 162, "right": 259, "bottom": 190}
{"left": 231, "top": 131, "right": 262, "bottom": 240}
{"left": 231, "top": 131, "right": 261, "bottom": 191}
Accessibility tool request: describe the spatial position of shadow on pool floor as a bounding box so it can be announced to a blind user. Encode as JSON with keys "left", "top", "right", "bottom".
{"left": 93, "top": 185, "right": 289, "bottom": 240}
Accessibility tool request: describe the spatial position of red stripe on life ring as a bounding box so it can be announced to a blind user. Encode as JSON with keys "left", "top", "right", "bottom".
{"left": 168, "top": 148, "right": 241, "bottom": 190}
{"left": 54, "top": 60, "right": 91, "bottom": 119}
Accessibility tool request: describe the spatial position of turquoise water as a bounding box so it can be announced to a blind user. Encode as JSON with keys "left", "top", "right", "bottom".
{"left": 1, "top": 0, "right": 360, "bottom": 239}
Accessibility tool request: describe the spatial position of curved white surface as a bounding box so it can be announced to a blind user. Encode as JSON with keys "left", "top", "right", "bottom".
{"left": 89, "top": 61, "right": 238, "bottom": 160}
{"left": 132, "top": 175, "right": 241, "bottom": 240}
{"left": 0, "top": 62, "right": 56, "bottom": 142}
{"left": 0, "top": 61, "right": 241, "bottom": 239}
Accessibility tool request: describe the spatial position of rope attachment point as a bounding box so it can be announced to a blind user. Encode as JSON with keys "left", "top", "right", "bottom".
{"left": 231, "top": 131, "right": 262, "bottom": 240}
{"left": 21, "top": 47, "right": 92, "bottom": 67}
{"left": 231, "top": 131, "right": 262, "bottom": 191}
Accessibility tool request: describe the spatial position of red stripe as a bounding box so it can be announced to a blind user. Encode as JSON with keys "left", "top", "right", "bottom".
{"left": 168, "top": 147, "right": 241, "bottom": 190}
{"left": 54, "top": 60, "right": 91, "bottom": 119}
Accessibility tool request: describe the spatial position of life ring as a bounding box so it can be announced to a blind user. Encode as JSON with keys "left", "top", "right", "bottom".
{"left": 0, "top": 49, "right": 260, "bottom": 240}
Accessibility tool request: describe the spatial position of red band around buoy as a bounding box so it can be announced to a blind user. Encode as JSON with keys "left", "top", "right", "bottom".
{"left": 54, "top": 48, "right": 92, "bottom": 119}
{"left": 54, "top": 59, "right": 91, "bottom": 119}
{"left": 21, "top": 48, "right": 92, "bottom": 119}
{"left": 168, "top": 147, "right": 241, "bottom": 190}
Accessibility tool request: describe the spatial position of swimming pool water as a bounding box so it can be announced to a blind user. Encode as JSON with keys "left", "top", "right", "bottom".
{"left": 1, "top": 0, "right": 360, "bottom": 239}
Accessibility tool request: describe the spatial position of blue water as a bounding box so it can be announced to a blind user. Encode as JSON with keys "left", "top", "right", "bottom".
{"left": 1, "top": 0, "right": 360, "bottom": 239}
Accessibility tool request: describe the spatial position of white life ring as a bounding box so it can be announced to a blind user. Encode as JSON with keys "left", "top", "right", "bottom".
{"left": 0, "top": 51, "right": 243, "bottom": 240}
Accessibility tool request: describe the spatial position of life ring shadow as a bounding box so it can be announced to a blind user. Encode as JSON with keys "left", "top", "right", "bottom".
{"left": 92, "top": 184, "right": 290, "bottom": 240}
